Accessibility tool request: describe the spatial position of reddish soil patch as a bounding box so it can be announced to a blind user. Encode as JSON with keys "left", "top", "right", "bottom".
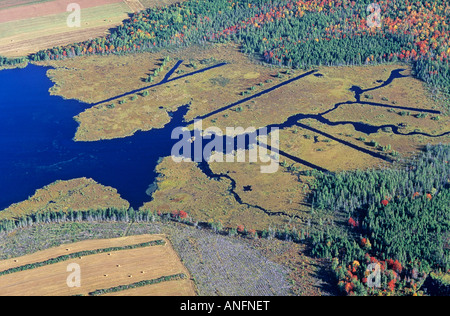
{"left": 0, "top": 0, "right": 123, "bottom": 23}
{"left": 0, "top": 0, "right": 37, "bottom": 10}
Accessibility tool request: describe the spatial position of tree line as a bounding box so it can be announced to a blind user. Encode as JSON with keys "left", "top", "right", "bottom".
{"left": 0, "top": 239, "right": 165, "bottom": 277}
{"left": 0, "top": 56, "right": 26, "bottom": 67}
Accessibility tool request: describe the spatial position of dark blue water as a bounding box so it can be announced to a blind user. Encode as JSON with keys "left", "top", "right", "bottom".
{"left": 1, "top": 63, "right": 447, "bottom": 213}
{"left": 0, "top": 64, "right": 188, "bottom": 211}
{"left": 0, "top": 62, "right": 314, "bottom": 212}
{"left": 0, "top": 62, "right": 282, "bottom": 212}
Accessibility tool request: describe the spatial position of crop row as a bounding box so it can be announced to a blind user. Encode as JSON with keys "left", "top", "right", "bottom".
{"left": 87, "top": 273, "right": 187, "bottom": 296}
{"left": 0, "top": 239, "right": 165, "bottom": 277}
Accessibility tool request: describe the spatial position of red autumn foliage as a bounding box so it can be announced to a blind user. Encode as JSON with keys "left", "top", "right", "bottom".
{"left": 388, "top": 279, "right": 396, "bottom": 292}
{"left": 248, "top": 229, "right": 256, "bottom": 235}
{"left": 344, "top": 282, "right": 354, "bottom": 294}
{"left": 348, "top": 217, "right": 357, "bottom": 228}
{"left": 179, "top": 210, "right": 188, "bottom": 219}
{"left": 237, "top": 225, "right": 245, "bottom": 233}
{"left": 393, "top": 260, "right": 403, "bottom": 273}
{"left": 360, "top": 237, "right": 367, "bottom": 247}
{"left": 381, "top": 199, "right": 389, "bottom": 206}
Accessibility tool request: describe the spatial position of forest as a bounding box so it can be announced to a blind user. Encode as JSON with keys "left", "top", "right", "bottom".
{"left": 309, "top": 143, "right": 450, "bottom": 295}
{"left": 0, "top": 56, "right": 27, "bottom": 67}
{"left": 24, "top": 0, "right": 450, "bottom": 99}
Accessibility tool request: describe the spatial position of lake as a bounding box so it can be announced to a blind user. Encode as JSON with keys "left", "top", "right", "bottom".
{"left": 0, "top": 64, "right": 190, "bottom": 211}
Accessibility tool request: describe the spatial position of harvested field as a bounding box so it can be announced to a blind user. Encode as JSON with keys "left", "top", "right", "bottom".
{"left": 0, "top": 1, "right": 132, "bottom": 57}
{"left": 0, "top": 26, "right": 119, "bottom": 57}
{"left": 0, "top": 234, "right": 161, "bottom": 271}
{"left": 0, "top": 221, "right": 309, "bottom": 295}
{"left": 0, "top": 234, "right": 196, "bottom": 296}
{"left": 0, "top": 0, "right": 183, "bottom": 57}
{"left": 0, "top": 0, "right": 124, "bottom": 23}
{"left": 0, "top": 0, "right": 54, "bottom": 10}
{"left": 102, "top": 278, "right": 195, "bottom": 296}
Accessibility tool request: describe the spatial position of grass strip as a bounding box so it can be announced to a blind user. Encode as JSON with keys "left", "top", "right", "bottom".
{"left": 0, "top": 239, "right": 165, "bottom": 277}
{"left": 87, "top": 273, "right": 187, "bottom": 296}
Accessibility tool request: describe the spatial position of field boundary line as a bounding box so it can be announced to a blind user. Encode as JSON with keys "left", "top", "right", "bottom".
{"left": 86, "top": 273, "right": 187, "bottom": 296}
{"left": 123, "top": 220, "right": 134, "bottom": 237}
{"left": 0, "top": 239, "right": 165, "bottom": 277}
{"left": 164, "top": 234, "right": 199, "bottom": 295}
{"left": 123, "top": 0, "right": 145, "bottom": 12}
